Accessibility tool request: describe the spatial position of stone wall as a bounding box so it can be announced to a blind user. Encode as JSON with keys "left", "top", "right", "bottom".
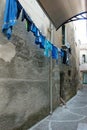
{"left": 0, "top": 1, "right": 60, "bottom": 129}
{"left": 54, "top": 23, "right": 78, "bottom": 102}
{"left": 0, "top": 1, "right": 79, "bottom": 129}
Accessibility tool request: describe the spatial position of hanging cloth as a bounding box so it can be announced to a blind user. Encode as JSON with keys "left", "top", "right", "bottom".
{"left": 61, "top": 50, "right": 66, "bottom": 64}
{"left": 52, "top": 45, "right": 58, "bottom": 60}
{"left": 35, "top": 34, "right": 45, "bottom": 49}
{"left": 2, "top": 0, "right": 22, "bottom": 39}
{"left": 59, "top": 49, "right": 64, "bottom": 57}
{"left": 44, "top": 40, "right": 52, "bottom": 57}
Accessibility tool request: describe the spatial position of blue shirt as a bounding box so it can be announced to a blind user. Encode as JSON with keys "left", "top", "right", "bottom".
{"left": 2, "top": 0, "right": 22, "bottom": 39}
{"left": 44, "top": 40, "right": 52, "bottom": 57}
{"left": 52, "top": 45, "right": 58, "bottom": 59}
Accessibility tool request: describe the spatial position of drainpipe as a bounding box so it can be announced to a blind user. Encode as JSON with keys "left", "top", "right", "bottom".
{"left": 49, "top": 23, "right": 54, "bottom": 114}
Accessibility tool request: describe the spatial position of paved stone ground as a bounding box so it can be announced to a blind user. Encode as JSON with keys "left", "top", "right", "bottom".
{"left": 28, "top": 85, "right": 87, "bottom": 130}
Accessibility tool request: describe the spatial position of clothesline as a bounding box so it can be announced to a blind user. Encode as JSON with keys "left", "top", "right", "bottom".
{"left": 2, "top": 0, "right": 70, "bottom": 65}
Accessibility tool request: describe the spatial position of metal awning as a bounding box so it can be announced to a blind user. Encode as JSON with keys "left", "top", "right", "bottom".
{"left": 37, "top": 0, "right": 87, "bottom": 29}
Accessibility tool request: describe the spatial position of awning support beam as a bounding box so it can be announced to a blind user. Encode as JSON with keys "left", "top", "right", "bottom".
{"left": 57, "top": 12, "right": 87, "bottom": 30}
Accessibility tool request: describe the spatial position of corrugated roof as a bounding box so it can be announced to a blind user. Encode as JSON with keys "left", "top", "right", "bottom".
{"left": 37, "top": 0, "right": 87, "bottom": 29}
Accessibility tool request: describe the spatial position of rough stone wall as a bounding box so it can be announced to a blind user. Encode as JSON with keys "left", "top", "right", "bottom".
{"left": 52, "top": 60, "right": 60, "bottom": 109}
{"left": 0, "top": 21, "right": 50, "bottom": 130}
{"left": 0, "top": 1, "right": 79, "bottom": 129}
{"left": 53, "top": 23, "right": 78, "bottom": 102}
{"left": 0, "top": 1, "right": 60, "bottom": 129}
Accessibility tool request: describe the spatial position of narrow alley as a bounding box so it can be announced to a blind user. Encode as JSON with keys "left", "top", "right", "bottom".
{"left": 29, "top": 85, "right": 87, "bottom": 130}
{"left": 0, "top": 0, "right": 87, "bottom": 130}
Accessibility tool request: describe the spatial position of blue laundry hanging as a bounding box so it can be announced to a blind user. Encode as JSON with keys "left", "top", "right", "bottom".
{"left": 44, "top": 40, "right": 52, "bottom": 57}
{"left": 59, "top": 49, "right": 64, "bottom": 57}
{"left": 2, "top": 0, "right": 22, "bottom": 39}
{"left": 52, "top": 45, "right": 58, "bottom": 60}
{"left": 31, "top": 23, "right": 37, "bottom": 35}
{"left": 34, "top": 27, "right": 40, "bottom": 37}
{"left": 21, "top": 9, "right": 32, "bottom": 22}
{"left": 39, "top": 35, "right": 46, "bottom": 49}
{"left": 2, "top": 0, "right": 65, "bottom": 65}
{"left": 17, "top": 1, "right": 22, "bottom": 19}
{"left": 21, "top": 9, "right": 33, "bottom": 32}
{"left": 35, "top": 35, "right": 42, "bottom": 45}
{"left": 35, "top": 34, "right": 45, "bottom": 49}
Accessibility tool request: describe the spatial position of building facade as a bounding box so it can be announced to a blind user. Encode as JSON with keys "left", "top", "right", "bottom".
{"left": 80, "top": 44, "right": 87, "bottom": 84}
{"left": 0, "top": 0, "right": 80, "bottom": 129}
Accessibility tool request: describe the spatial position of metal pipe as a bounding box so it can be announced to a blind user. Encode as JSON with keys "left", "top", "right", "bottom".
{"left": 49, "top": 23, "right": 54, "bottom": 114}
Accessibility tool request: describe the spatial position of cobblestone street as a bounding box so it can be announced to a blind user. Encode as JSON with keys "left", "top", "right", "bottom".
{"left": 29, "top": 85, "right": 87, "bottom": 130}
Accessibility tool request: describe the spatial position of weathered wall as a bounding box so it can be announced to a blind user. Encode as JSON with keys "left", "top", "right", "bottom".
{"left": 0, "top": 24, "right": 50, "bottom": 130}
{"left": 53, "top": 22, "right": 78, "bottom": 102}
{"left": 0, "top": 1, "right": 60, "bottom": 130}
{"left": 0, "top": 0, "right": 79, "bottom": 129}
{"left": 79, "top": 44, "right": 87, "bottom": 85}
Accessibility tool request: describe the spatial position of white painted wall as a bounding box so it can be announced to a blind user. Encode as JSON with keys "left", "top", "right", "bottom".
{"left": 79, "top": 44, "right": 87, "bottom": 71}
{"left": 80, "top": 45, "right": 87, "bottom": 64}
{"left": 18, "top": 0, "right": 50, "bottom": 37}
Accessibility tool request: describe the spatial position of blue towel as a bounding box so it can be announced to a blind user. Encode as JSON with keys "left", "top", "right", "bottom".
{"left": 52, "top": 45, "right": 58, "bottom": 59}
{"left": 35, "top": 34, "right": 45, "bottom": 49}
{"left": 34, "top": 28, "right": 40, "bottom": 37}
{"left": 39, "top": 35, "right": 45, "bottom": 49}
{"left": 31, "top": 23, "right": 37, "bottom": 35}
{"left": 44, "top": 40, "right": 52, "bottom": 57}
{"left": 17, "top": 1, "right": 22, "bottom": 19}
{"left": 59, "top": 49, "right": 64, "bottom": 57}
{"left": 35, "top": 35, "right": 42, "bottom": 45}
{"left": 2, "top": 0, "right": 22, "bottom": 39}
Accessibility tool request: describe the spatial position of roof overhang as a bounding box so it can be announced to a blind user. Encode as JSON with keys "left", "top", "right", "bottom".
{"left": 37, "top": 0, "right": 87, "bottom": 29}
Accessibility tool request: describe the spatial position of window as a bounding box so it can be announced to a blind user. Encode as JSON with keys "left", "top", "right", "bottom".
{"left": 62, "top": 25, "right": 65, "bottom": 45}
{"left": 82, "top": 54, "right": 86, "bottom": 63}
